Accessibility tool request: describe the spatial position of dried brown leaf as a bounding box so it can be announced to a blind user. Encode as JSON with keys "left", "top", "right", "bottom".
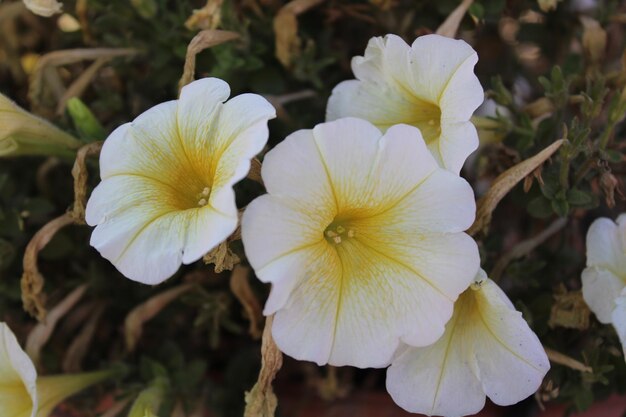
{"left": 71, "top": 141, "right": 103, "bottom": 224}
{"left": 62, "top": 303, "right": 106, "bottom": 372}
{"left": 247, "top": 158, "right": 263, "bottom": 185}
{"left": 185, "top": 0, "right": 224, "bottom": 31}
{"left": 244, "top": 315, "right": 282, "bottom": 417}
{"left": 436, "top": 0, "right": 474, "bottom": 38}
{"left": 56, "top": 57, "right": 109, "bottom": 115}
{"left": 468, "top": 139, "right": 564, "bottom": 236}
{"left": 548, "top": 286, "right": 590, "bottom": 331}
{"left": 125, "top": 283, "right": 195, "bottom": 352}
{"left": 230, "top": 265, "right": 263, "bottom": 340}
{"left": 203, "top": 241, "right": 241, "bottom": 273}
{"left": 25, "top": 284, "right": 88, "bottom": 368}
{"left": 29, "top": 48, "right": 138, "bottom": 114}
{"left": 21, "top": 213, "right": 76, "bottom": 320}
{"left": 545, "top": 347, "right": 593, "bottom": 373}
{"left": 178, "top": 29, "right": 240, "bottom": 91}
{"left": 273, "top": 0, "right": 325, "bottom": 68}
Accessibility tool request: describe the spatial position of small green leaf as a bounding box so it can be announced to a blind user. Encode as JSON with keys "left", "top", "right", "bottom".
{"left": 567, "top": 188, "right": 593, "bottom": 206}
{"left": 67, "top": 98, "right": 106, "bottom": 142}
{"left": 551, "top": 197, "right": 569, "bottom": 216}
{"left": 527, "top": 195, "right": 553, "bottom": 218}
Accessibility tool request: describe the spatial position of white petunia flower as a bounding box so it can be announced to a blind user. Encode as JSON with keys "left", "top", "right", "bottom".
{"left": 582, "top": 214, "right": 626, "bottom": 357}
{"left": 241, "top": 117, "right": 480, "bottom": 368}
{"left": 326, "top": 34, "right": 484, "bottom": 174}
{"left": 86, "top": 78, "right": 275, "bottom": 285}
{"left": 23, "top": 0, "right": 63, "bottom": 17}
{"left": 0, "top": 322, "right": 113, "bottom": 417}
{"left": 386, "top": 270, "right": 550, "bottom": 417}
{"left": 613, "top": 288, "right": 626, "bottom": 358}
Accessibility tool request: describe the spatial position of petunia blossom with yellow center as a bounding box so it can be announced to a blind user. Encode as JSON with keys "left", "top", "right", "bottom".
{"left": 241, "top": 117, "right": 480, "bottom": 368}
{"left": 386, "top": 270, "right": 550, "bottom": 417}
{"left": 86, "top": 78, "right": 276, "bottom": 285}
{"left": 582, "top": 214, "right": 626, "bottom": 357}
{"left": 326, "top": 34, "right": 484, "bottom": 174}
{"left": 0, "top": 322, "right": 114, "bottom": 417}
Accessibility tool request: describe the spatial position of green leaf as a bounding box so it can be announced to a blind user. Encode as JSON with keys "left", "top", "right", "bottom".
{"left": 527, "top": 195, "right": 553, "bottom": 218}
{"left": 67, "top": 98, "right": 106, "bottom": 142}
{"left": 551, "top": 197, "right": 569, "bottom": 216}
{"left": 567, "top": 188, "right": 593, "bottom": 206}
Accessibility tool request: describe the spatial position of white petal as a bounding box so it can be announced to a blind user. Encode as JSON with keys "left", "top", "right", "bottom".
{"left": 176, "top": 78, "right": 230, "bottom": 153}
{"left": 241, "top": 195, "right": 331, "bottom": 285}
{"left": 408, "top": 35, "right": 480, "bottom": 105}
{"left": 611, "top": 288, "right": 626, "bottom": 359}
{"left": 430, "top": 121, "right": 479, "bottom": 174}
{"left": 0, "top": 323, "right": 37, "bottom": 417}
{"left": 387, "top": 332, "right": 485, "bottom": 417}
{"left": 472, "top": 280, "right": 550, "bottom": 406}
{"left": 582, "top": 266, "right": 624, "bottom": 324}
{"left": 386, "top": 277, "right": 549, "bottom": 417}
{"left": 181, "top": 208, "right": 238, "bottom": 264}
{"left": 586, "top": 217, "right": 626, "bottom": 274}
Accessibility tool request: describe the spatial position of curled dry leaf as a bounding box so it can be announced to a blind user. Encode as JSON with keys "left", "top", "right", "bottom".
{"left": 435, "top": 0, "right": 474, "bottom": 38}
{"left": 62, "top": 302, "right": 106, "bottom": 372}
{"left": 468, "top": 139, "right": 564, "bottom": 236}
{"left": 185, "top": 0, "right": 224, "bottom": 31}
{"left": 25, "top": 284, "right": 88, "bottom": 368}
{"left": 273, "top": 0, "right": 326, "bottom": 68}
{"left": 56, "top": 57, "right": 109, "bottom": 115}
{"left": 124, "top": 283, "right": 195, "bottom": 352}
{"left": 21, "top": 213, "right": 76, "bottom": 320}
{"left": 203, "top": 241, "right": 241, "bottom": 273}
{"left": 28, "top": 48, "right": 138, "bottom": 114}
{"left": 178, "top": 29, "right": 240, "bottom": 91}
{"left": 71, "top": 141, "right": 103, "bottom": 224}
{"left": 244, "top": 315, "right": 283, "bottom": 417}
{"left": 545, "top": 347, "right": 593, "bottom": 373}
{"left": 548, "top": 286, "right": 590, "bottom": 331}
{"left": 490, "top": 217, "right": 567, "bottom": 281}
{"left": 230, "top": 265, "right": 263, "bottom": 339}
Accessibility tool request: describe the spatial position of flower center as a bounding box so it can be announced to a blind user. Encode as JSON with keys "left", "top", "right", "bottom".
{"left": 410, "top": 98, "right": 442, "bottom": 144}
{"left": 324, "top": 222, "right": 356, "bottom": 245}
{"left": 195, "top": 186, "right": 211, "bottom": 207}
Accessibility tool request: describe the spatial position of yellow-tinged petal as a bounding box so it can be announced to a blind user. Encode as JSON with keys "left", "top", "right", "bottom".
{"left": 326, "top": 34, "right": 484, "bottom": 174}
{"left": 386, "top": 273, "right": 550, "bottom": 417}
{"left": 86, "top": 77, "right": 275, "bottom": 284}
{"left": 23, "top": 0, "right": 63, "bottom": 17}
{"left": 242, "top": 118, "right": 479, "bottom": 368}
{"left": 0, "top": 323, "right": 37, "bottom": 417}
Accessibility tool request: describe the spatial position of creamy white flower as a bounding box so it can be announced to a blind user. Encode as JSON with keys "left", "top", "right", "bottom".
{"left": 386, "top": 271, "right": 550, "bottom": 417}
{"left": 326, "top": 34, "right": 484, "bottom": 174}
{"left": 0, "top": 322, "right": 38, "bottom": 417}
{"left": 582, "top": 214, "right": 626, "bottom": 358}
{"left": 241, "top": 117, "right": 479, "bottom": 368}
{"left": 23, "top": 0, "right": 63, "bottom": 17}
{"left": 86, "top": 78, "right": 275, "bottom": 285}
{"left": 0, "top": 322, "right": 113, "bottom": 417}
{"left": 613, "top": 288, "right": 626, "bottom": 358}
{"left": 581, "top": 214, "right": 626, "bottom": 323}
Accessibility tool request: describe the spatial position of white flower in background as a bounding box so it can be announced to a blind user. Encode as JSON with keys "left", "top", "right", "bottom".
{"left": 0, "top": 322, "right": 113, "bottom": 417}
{"left": 86, "top": 78, "right": 275, "bottom": 285}
{"left": 242, "top": 117, "right": 479, "bottom": 368}
{"left": 326, "top": 34, "right": 484, "bottom": 174}
{"left": 613, "top": 288, "right": 626, "bottom": 358}
{"left": 582, "top": 214, "right": 626, "bottom": 356}
{"left": 23, "top": 0, "right": 63, "bottom": 17}
{"left": 386, "top": 270, "right": 550, "bottom": 417}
